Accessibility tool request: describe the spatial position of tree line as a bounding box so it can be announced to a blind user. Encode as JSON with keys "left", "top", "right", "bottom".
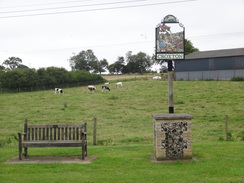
{"left": 68, "top": 39, "right": 198, "bottom": 74}
{"left": 1, "top": 39, "right": 198, "bottom": 74}
{"left": 0, "top": 39, "right": 198, "bottom": 92}
{"left": 0, "top": 67, "right": 105, "bottom": 92}
{"left": 69, "top": 50, "right": 154, "bottom": 74}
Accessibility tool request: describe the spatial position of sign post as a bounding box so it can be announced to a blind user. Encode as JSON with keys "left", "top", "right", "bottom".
{"left": 155, "top": 15, "right": 185, "bottom": 113}
{"left": 168, "top": 60, "right": 174, "bottom": 113}
{"left": 153, "top": 17, "right": 192, "bottom": 160}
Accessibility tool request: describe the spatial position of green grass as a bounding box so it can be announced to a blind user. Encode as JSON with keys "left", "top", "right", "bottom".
{"left": 0, "top": 142, "right": 243, "bottom": 183}
{"left": 0, "top": 80, "right": 244, "bottom": 182}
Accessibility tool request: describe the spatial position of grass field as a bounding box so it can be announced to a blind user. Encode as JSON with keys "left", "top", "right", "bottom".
{"left": 0, "top": 78, "right": 244, "bottom": 182}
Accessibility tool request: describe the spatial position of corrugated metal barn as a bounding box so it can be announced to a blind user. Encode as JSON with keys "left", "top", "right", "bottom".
{"left": 175, "top": 48, "right": 244, "bottom": 80}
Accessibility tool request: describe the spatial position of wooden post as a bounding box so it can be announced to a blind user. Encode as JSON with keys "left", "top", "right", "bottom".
{"left": 93, "top": 118, "right": 97, "bottom": 145}
{"left": 168, "top": 60, "right": 174, "bottom": 113}
{"left": 225, "top": 115, "right": 229, "bottom": 141}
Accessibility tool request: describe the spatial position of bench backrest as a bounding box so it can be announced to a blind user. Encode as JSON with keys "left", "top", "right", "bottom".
{"left": 24, "top": 122, "right": 87, "bottom": 141}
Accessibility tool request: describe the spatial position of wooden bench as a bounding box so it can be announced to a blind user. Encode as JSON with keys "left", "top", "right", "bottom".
{"left": 18, "top": 120, "right": 87, "bottom": 160}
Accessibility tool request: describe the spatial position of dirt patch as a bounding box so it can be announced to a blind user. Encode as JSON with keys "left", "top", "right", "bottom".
{"left": 4, "top": 155, "right": 96, "bottom": 164}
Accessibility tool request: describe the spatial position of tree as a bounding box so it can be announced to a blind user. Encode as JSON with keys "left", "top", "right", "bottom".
{"left": 69, "top": 50, "right": 98, "bottom": 71}
{"left": 0, "top": 65, "right": 5, "bottom": 71}
{"left": 2, "top": 57, "right": 22, "bottom": 70}
{"left": 108, "top": 56, "right": 125, "bottom": 74}
{"left": 135, "top": 52, "right": 152, "bottom": 73}
{"left": 17, "top": 64, "right": 29, "bottom": 69}
{"left": 124, "top": 51, "right": 152, "bottom": 74}
{"left": 160, "top": 65, "right": 168, "bottom": 73}
{"left": 185, "top": 39, "right": 199, "bottom": 55}
{"left": 90, "top": 59, "right": 108, "bottom": 74}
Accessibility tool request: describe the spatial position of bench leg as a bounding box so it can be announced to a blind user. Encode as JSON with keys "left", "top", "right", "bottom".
{"left": 81, "top": 145, "right": 85, "bottom": 160}
{"left": 24, "top": 147, "right": 28, "bottom": 158}
{"left": 18, "top": 134, "right": 22, "bottom": 160}
{"left": 19, "top": 146, "right": 22, "bottom": 160}
{"left": 85, "top": 144, "right": 87, "bottom": 156}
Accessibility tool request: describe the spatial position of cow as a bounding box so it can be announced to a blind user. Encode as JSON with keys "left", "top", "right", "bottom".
{"left": 54, "top": 88, "right": 64, "bottom": 94}
{"left": 116, "top": 82, "right": 123, "bottom": 87}
{"left": 102, "top": 86, "right": 110, "bottom": 91}
{"left": 104, "top": 82, "right": 110, "bottom": 85}
{"left": 87, "top": 85, "right": 96, "bottom": 92}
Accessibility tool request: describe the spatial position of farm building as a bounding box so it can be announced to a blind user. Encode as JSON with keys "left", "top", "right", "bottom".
{"left": 175, "top": 48, "right": 244, "bottom": 80}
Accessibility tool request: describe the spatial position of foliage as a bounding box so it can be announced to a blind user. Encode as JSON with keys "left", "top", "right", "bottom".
{"left": 160, "top": 65, "right": 168, "bottom": 73}
{"left": 230, "top": 77, "right": 244, "bottom": 81}
{"left": 68, "top": 49, "right": 109, "bottom": 74}
{"left": 121, "top": 51, "right": 153, "bottom": 74}
{"left": 0, "top": 65, "right": 5, "bottom": 71}
{"left": 2, "top": 57, "right": 23, "bottom": 70}
{"left": 107, "top": 56, "right": 125, "bottom": 74}
{"left": 237, "top": 131, "right": 244, "bottom": 141}
{"left": 107, "top": 51, "right": 153, "bottom": 74}
{"left": 90, "top": 59, "right": 109, "bottom": 74}
{"left": 185, "top": 39, "right": 199, "bottom": 55}
{"left": 0, "top": 67, "right": 105, "bottom": 92}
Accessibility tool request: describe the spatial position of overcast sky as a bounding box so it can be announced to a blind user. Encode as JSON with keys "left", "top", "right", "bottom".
{"left": 0, "top": 0, "right": 244, "bottom": 71}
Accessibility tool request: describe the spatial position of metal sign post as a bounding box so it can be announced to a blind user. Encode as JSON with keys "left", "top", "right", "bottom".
{"left": 155, "top": 15, "right": 185, "bottom": 113}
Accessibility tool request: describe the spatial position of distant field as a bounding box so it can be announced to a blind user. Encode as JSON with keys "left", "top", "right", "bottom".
{"left": 0, "top": 79, "right": 243, "bottom": 182}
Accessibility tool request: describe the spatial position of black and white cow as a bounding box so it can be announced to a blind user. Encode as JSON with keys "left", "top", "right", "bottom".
{"left": 87, "top": 85, "right": 96, "bottom": 92}
{"left": 54, "top": 88, "right": 64, "bottom": 94}
{"left": 102, "top": 86, "right": 110, "bottom": 91}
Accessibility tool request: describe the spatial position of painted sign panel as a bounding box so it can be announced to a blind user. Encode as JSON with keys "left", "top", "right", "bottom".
{"left": 156, "top": 15, "right": 185, "bottom": 60}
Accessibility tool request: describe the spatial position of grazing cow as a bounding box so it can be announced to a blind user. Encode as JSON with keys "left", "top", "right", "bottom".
{"left": 116, "top": 82, "right": 123, "bottom": 87}
{"left": 87, "top": 85, "right": 96, "bottom": 92}
{"left": 54, "top": 88, "right": 64, "bottom": 94}
{"left": 102, "top": 86, "right": 110, "bottom": 91}
{"left": 104, "top": 82, "right": 110, "bottom": 85}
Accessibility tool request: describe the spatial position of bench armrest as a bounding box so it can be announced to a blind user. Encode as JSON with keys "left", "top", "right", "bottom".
{"left": 18, "top": 133, "right": 26, "bottom": 142}
{"left": 18, "top": 132, "right": 26, "bottom": 136}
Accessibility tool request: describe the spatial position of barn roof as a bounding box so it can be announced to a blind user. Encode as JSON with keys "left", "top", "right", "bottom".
{"left": 185, "top": 47, "right": 244, "bottom": 60}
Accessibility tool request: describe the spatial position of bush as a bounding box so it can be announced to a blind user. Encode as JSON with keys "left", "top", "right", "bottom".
{"left": 237, "top": 131, "right": 244, "bottom": 141}
{"left": 0, "top": 134, "right": 18, "bottom": 147}
{"left": 218, "top": 137, "right": 225, "bottom": 141}
{"left": 0, "top": 67, "right": 105, "bottom": 92}
{"left": 120, "top": 137, "right": 144, "bottom": 143}
{"left": 230, "top": 77, "right": 244, "bottom": 81}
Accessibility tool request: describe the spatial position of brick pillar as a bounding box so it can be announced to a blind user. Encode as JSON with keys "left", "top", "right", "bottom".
{"left": 152, "top": 113, "right": 193, "bottom": 160}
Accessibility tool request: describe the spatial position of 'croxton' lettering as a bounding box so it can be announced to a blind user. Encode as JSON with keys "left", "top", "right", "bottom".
{"left": 157, "top": 53, "right": 184, "bottom": 60}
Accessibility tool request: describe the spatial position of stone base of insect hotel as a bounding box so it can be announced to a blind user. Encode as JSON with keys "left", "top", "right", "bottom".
{"left": 152, "top": 113, "right": 193, "bottom": 160}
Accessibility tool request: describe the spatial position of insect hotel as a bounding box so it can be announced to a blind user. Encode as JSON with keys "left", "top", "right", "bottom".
{"left": 152, "top": 113, "right": 193, "bottom": 160}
